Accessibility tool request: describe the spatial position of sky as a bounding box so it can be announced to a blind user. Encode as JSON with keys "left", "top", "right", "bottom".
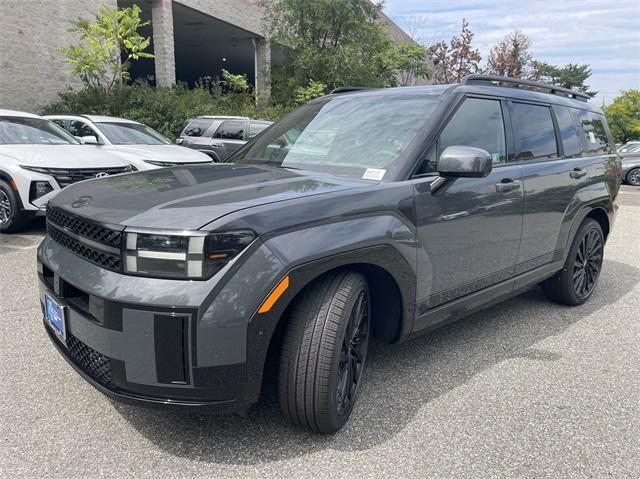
{"left": 383, "top": 0, "right": 640, "bottom": 105}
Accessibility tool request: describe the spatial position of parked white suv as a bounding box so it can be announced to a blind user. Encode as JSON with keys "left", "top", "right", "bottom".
{"left": 45, "top": 115, "right": 212, "bottom": 170}
{"left": 0, "top": 110, "right": 132, "bottom": 233}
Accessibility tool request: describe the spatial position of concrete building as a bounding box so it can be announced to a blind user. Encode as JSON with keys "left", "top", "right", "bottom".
{"left": 0, "top": 0, "right": 416, "bottom": 113}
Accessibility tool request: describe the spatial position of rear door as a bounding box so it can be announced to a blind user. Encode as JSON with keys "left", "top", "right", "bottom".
{"left": 179, "top": 118, "right": 220, "bottom": 157}
{"left": 511, "top": 101, "right": 587, "bottom": 271}
{"left": 213, "top": 120, "right": 248, "bottom": 160}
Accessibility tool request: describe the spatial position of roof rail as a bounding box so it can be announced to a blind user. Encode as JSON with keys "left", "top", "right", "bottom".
{"left": 462, "top": 74, "right": 590, "bottom": 102}
{"left": 330, "top": 86, "right": 376, "bottom": 94}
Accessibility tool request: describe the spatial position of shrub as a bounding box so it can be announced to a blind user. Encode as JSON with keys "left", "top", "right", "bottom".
{"left": 42, "top": 80, "right": 292, "bottom": 139}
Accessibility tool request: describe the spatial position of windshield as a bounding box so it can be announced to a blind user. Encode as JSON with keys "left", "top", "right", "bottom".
{"left": 231, "top": 94, "right": 441, "bottom": 180}
{"left": 97, "top": 122, "right": 171, "bottom": 145}
{"left": 0, "top": 117, "right": 79, "bottom": 145}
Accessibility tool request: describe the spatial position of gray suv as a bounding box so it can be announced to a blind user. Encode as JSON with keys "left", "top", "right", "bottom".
{"left": 177, "top": 116, "right": 272, "bottom": 161}
{"left": 37, "top": 76, "right": 621, "bottom": 434}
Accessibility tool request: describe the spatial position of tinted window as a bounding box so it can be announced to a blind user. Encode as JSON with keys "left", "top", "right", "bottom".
{"left": 182, "top": 118, "right": 215, "bottom": 137}
{"left": 554, "top": 106, "right": 581, "bottom": 158}
{"left": 511, "top": 102, "right": 557, "bottom": 161}
{"left": 439, "top": 98, "right": 506, "bottom": 163}
{"left": 572, "top": 109, "right": 611, "bottom": 155}
{"left": 214, "top": 120, "right": 246, "bottom": 140}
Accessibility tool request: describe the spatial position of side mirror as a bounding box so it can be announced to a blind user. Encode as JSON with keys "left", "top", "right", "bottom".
{"left": 74, "top": 136, "right": 84, "bottom": 144}
{"left": 81, "top": 135, "right": 99, "bottom": 145}
{"left": 438, "top": 146, "right": 493, "bottom": 178}
{"left": 175, "top": 138, "right": 184, "bottom": 145}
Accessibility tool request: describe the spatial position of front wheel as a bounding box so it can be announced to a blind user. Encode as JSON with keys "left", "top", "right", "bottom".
{"left": 543, "top": 218, "right": 604, "bottom": 305}
{"left": 627, "top": 167, "right": 640, "bottom": 186}
{"left": 278, "top": 271, "right": 370, "bottom": 433}
{"left": 0, "top": 180, "right": 28, "bottom": 234}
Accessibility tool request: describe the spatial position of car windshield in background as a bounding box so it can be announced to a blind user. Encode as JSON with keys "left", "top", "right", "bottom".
{"left": 0, "top": 117, "right": 79, "bottom": 145}
{"left": 97, "top": 122, "right": 171, "bottom": 145}
{"left": 232, "top": 94, "right": 441, "bottom": 179}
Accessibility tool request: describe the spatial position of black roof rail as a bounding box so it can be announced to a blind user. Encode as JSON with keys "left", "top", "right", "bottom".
{"left": 330, "top": 86, "right": 376, "bottom": 94}
{"left": 462, "top": 74, "right": 590, "bottom": 102}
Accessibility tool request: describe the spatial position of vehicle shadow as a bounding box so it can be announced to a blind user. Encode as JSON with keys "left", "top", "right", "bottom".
{"left": 114, "top": 259, "right": 639, "bottom": 465}
{"left": 0, "top": 218, "right": 45, "bottom": 254}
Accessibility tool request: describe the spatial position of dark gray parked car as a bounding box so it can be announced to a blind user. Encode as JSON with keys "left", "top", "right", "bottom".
{"left": 37, "top": 76, "right": 621, "bottom": 433}
{"left": 177, "top": 116, "right": 272, "bottom": 161}
{"left": 621, "top": 153, "right": 640, "bottom": 186}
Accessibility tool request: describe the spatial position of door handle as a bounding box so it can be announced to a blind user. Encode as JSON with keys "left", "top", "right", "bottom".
{"left": 569, "top": 167, "right": 587, "bottom": 179}
{"left": 211, "top": 142, "right": 224, "bottom": 148}
{"left": 495, "top": 178, "right": 521, "bottom": 193}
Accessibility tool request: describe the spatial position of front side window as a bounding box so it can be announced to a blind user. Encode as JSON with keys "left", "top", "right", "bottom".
{"left": 69, "top": 120, "right": 98, "bottom": 139}
{"left": 572, "top": 109, "right": 612, "bottom": 156}
{"left": 96, "top": 122, "right": 170, "bottom": 145}
{"left": 214, "top": 120, "right": 246, "bottom": 140}
{"left": 554, "top": 106, "right": 581, "bottom": 158}
{"left": 511, "top": 102, "right": 558, "bottom": 161}
{"left": 439, "top": 98, "right": 507, "bottom": 164}
{"left": 232, "top": 94, "right": 441, "bottom": 180}
{"left": 0, "top": 117, "right": 78, "bottom": 145}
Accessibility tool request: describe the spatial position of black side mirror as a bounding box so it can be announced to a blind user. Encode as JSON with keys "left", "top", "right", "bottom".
{"left": 438, "top": 146, "right": 493, "bottom": 178}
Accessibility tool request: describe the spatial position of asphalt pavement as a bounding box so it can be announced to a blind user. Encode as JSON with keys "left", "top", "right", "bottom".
{"left": 1, "top": 186, "right": 639, "bottom": 478}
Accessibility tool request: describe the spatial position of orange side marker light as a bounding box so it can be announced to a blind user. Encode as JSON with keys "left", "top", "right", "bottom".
{"left": 258, "top": 275, "right": 290, "bottom": 314}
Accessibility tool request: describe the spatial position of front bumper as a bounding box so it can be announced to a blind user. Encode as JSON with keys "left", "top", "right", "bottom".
{"left": 38, "top": 234, "right": 287, "bottom": 410}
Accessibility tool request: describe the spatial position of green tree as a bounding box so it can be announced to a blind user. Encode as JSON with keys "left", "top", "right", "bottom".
{"left": 604, "top": 90, "right": 640, "bottom": 143}
{"left": 261, "top": 0, "right": 405, "bottom": 103}
{"left": 379, "top": 42, "right": 430, "bottom": 87}
{"left": 532, "top": 62, "right": 597, "bottom": 97}
{"left": 60, "top": 5, "right": 153, "bottom": 90}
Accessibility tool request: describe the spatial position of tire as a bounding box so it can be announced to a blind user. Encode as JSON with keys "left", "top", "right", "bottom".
{"left": 627, "top": 167, "right": 640, "bottom": 186}
{"left": 0, "top": 179, "right": 28, "bottom": 234}
{"left": 278, "top": 270, "right": 370, "bottom": 433}
{"left": 543, "top": 218, "right": 604, "bottom": 306}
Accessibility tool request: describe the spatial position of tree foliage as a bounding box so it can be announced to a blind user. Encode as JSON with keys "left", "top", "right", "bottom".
{"left": 485, "top": 30, "right": 534, "bottom": 79}
{"left": 59, "top": 5, "right": 153, "bottom": 90}
{"left": 532, "top": 62, "right": 597, "bottom": 97}
{"left": 380, "top": 42, "right": 431, "bottom": 87}
{"left": 429, "top": 19, "right": 481, "bottom": 83}
{"left": 604, "top": 90, "right": 640, "bottom": 143}
{"left": 260, "top": 0, "right": 429, "bottom": 104}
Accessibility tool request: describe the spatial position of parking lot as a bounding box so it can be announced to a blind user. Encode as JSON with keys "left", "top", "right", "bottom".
{"left": 1, "top": 185, "right": 638, "bottom": 478}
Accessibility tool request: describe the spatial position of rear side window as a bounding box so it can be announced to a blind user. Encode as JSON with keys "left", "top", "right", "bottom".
{"left": 182, "top": 118, "right": 215, "bottom": 137}
{"left": 572, "top": 109, "right": 612, "bottom": 156}
{"left": 69, "top": 120, "right": 97, "bottom": 138}
{"left": 214, "top": 120, "right": 246, "bottom": 140}
{"left": 439, "top": 98, "right": 507, "bottom": 164}
{"left": 511, "top": 102, "right": 558, "bottom": 161}
{"left": 553, "top": 106, "right": 581, "bottom": 158}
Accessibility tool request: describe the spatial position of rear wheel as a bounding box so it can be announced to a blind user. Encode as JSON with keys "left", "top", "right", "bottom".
{"left": 0, "top": 180, "right": 28, "bottom": 234}
{"left": 543, "top": 218, "right": 604, "bottom": 305}
{"left": 627, "top": 168, "right": 640, "bottom": 186}
{"left": 278, "top": 271, "right": 370, "bottom": 433}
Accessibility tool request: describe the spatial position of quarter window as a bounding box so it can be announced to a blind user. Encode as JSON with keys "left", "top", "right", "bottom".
{"left": 572, "top": 109, "right": 611, "bottom": 155}
{"left": 553, "top": 106, "right": 581, "bottom": 158}
{"left": 214, "top": 120, "right": 246, "bottom": 140}
{"left": 511, "top": 102, "right": 558, "bottom": 161}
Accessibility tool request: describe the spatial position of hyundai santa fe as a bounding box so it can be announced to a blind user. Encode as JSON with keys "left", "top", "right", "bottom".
{"left": 37, "top": 75, "right": 621, "bottom": 433}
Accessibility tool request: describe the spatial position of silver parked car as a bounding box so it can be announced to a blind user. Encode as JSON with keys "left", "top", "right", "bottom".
{"left": 177, "top": 116, "right": 273, "bottom": 161}
{"left": 621, "top": 152, "right": 640, "bottom": 186}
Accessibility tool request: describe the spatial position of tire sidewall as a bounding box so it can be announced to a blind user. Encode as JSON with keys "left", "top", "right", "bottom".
{"left": 627, "top": 168, "right": 640, "bottom": 186}
{"left": 0, "top": 181, "right": 21, "bottom": 233}
{"left": 325, "top": 275, "right": 370, "bottom": 431}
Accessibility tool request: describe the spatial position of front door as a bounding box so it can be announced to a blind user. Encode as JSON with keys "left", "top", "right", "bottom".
{"left": 413, "top": 97, "right": 524, "bottom": 322}
{"left": 213, "top": 120, "right": 248, "bottom": 160}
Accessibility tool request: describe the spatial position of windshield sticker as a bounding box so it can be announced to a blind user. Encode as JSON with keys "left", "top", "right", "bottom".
{"left": 362, "top": 168, "right": 386, "bottom": 181}
{"left": 588, "top": 131, "right": 597, "bottom": 144}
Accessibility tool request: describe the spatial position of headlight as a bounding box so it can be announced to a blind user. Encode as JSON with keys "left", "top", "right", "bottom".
{"left": 123, "top": 230, "right": 256, "bottom": 280}
{"left": 29, "top": 181, "right": 53, "bottom": 201}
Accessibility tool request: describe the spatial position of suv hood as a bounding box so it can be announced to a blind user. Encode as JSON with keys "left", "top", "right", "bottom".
{"left": 102, "top": 144, "right": 211, "bottom": 163}
{"left": 0, "top": 144, "right": 130, "bottom": 167}
{"left": 49, "top": 164, "right": 369, "bottom": 230}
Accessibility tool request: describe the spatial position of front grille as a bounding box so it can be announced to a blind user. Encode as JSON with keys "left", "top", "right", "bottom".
{"left": 47, "top": 206, "right": 122, "bottom": 248}
{"left": 48, "top": 225, "right": 122, "bottom": 272}
{"left": 36, "top": 166, "right": 131, "bottom": 188}
{"left": 66, "top": 333, "right": 112, "bottom": 386}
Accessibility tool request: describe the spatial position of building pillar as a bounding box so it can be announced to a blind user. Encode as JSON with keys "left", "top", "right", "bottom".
{"left": 253, "top": 37, "right": 271, "bottom": 103}
{"left": 151, "top": 0, "right": 176, "bottom": 87}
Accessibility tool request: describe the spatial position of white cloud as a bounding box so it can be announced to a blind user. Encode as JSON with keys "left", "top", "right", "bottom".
{"left": 384, "top": 0, "right": 640, "bottom": 104}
